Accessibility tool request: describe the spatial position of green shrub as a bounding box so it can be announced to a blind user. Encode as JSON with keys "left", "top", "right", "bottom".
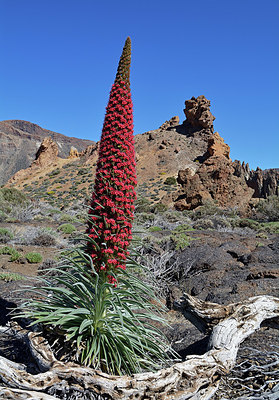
{"left": 135, "top": 212, "right": 155, "bottom": 224}
{"left": 0, "top": 227, "right": 13, "bottom": 243}
{"left": 60, "top": 213, "right": 79, "bottom": 223}
{"left": 0, "top": 272, "right": 25, "bottom": 282}
{"left": 255, "top": 196, "right": 279, "bottom": 221}
{"left": 171, "top": 233, "right": 191, "bottom": 250}
{"left": 10, "top": 250, "right": 21, "bottom": 261}
{"left": 0, "top": 187, "right": 27, "bottom": 205}
{"left": 260, "top": 221, "right": 279, "bottom": 234}
{"left": 25, "top": 252, "right": 43, "bottom": 263}
{"left": 0, "top": 245, "right": 14, "bottom": 255}
{"left": 237, "top": 218, "right": 261, "bottom": 231}
{"left": 77, "top": 168, "right": 89, "bottom": 176}
{"left": 164, "top": 176, "right": 176, "bottom": 185}
{"left": 192, "top": 200, "right": 224, "bottom": 219}
{"left": 0, "top": 246, "right": 21, "bottom": 261}
{"left": 134, "top": 196, "right": 152, "bottom": 213}
{"left": 0, "top": 210, "right": 7, "bottom": 222}
{"left": 193, "top": 218, "right": 215, "bottom": 230}
{"left": 58, "top": 223, "right": 76, "bottom": 234}
{"left": 173, "top": 224, "right": 194, "bottom": 232}
{"left": 148, "top": 226, "right": 162, "bottom": 232}
{"left": 152, "top": 202, "right": 168, "bottom": 213}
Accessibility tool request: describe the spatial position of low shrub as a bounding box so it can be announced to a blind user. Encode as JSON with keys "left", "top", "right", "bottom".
{"left": 173, "top": 224, "right": 193, "bottom": 232}
{"left": 11, "top": 226, "right": 60, "bottom": 247}
{"left": 10, "top": 250, "right": 21, "bottom": 261}
{"left": 255, "top": 195, "right": 279, "bottom": 221}
{"left": 59, "top": 213, "right": 76, "bottom": 222}
{"left": 0, "top": 227, "right": 13, "bottom": 243}
{"left": 58, "top": 223, "right": 76, "bottom": 234}
{"left": 0, "top": 246, "right": 21, "bottom": 261}
{"left": 134, "top": 212, "right": 155, "bottom": 226}
{"left": 152, "top": 203, "right": 168, "bottom": 213}
{"left": 0, "top": 211, "right": 7, "bottom": 222}
{"left": 171, "top": 233, "right": 192, "bottom": 250}
{"left": 0, "top": 245, "right": 15, "bottom": 255}
{"left": 164, "top": 176, "right": 177, "bottom": 185}
{"left": 237, "top": 219, "right": 261, "bottom": 231}
{"left": 134, "top": 196, "right": 153, "bottom": 213}
{"left": 0, "top": 272, "right": 25, "bottom": 282}
{"left": 32, "top": 233, "right": 56, "bottom": 247}
{"left": 25, "top": 252, "right": 43, "bottom": 263}
{"left": 191, "top": 200, "right": 226, "bottom": 219}
{"left": 148, "top": 226, "right": 162, "bottom": 232}
{"left": 193, "top": 218, "right": 215, "bottom": 230}
{"left": 0, "top": 188, "right": 27, "bottom": 205}
{"left": 48, "top": 168, "right": 60, "bottom": 177}
{"left": 260, "top": 221, "right": 279, "bottom": 234}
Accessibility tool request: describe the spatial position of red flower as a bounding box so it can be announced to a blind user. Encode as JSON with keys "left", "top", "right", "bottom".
{"left": 87, "top": 38, "right": 136, "bottom": 278}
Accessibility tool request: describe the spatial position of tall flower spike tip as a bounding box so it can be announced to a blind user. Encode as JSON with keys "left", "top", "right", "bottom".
{"left": 114, "top": 37, "right": 131, "bottom": 89}
{"left": 87, "top": 37, "right": 137, "bottom": 281}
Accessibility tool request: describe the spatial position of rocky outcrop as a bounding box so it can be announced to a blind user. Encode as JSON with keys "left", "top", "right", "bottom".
{"left": 8, "top": 137, "right": 59, "bottom": 184}
{"left": 68, "top": 146, "right": 79, "bottom": 159}
{"left": 172, "top": 95, "right": 278, "bottom": 213}
{"left": 233, "top": 162, "right": 279, "bottom": 199}
{"left": 182, "top": 95, "right": 215, "bottom": 134}
{"left": 158, "top": 116, "right": 180, "bottom": 131}
{"left": 207, "top": 132, "right": 230, "bottom": 159}
{"left": 247, "top": 168, "right": 279, "bottom": 198}
{"left": 0, "top": 120, "right": 94, "bottom": 185}
{"left": 174, "top": 130, "right": 255, "bottom": 213}
{"left": 33, "top": 137, "right": 59, "bottom": 168}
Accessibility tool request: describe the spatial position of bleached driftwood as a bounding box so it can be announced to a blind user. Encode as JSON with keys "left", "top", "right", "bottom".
{"left": 0, "top": 294, "right": 278, "bottom": 400}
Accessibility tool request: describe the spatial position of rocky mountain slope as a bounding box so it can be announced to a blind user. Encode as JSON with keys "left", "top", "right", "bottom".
{"left": 0, "top": 120, "right": 94, "bottom": 185}
{"left": 3, "top": 96, "right": 279, "bottom": 213}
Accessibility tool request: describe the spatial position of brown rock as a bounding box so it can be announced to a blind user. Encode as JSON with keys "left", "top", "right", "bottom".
{"left": 174, "top": 133, "right": 254, "bottom": 213}
{"left": 183, "top": 95, "right": 215, "bottom": 133}
{"left": 33, "top": 137, "right": 59, "bottom": 168}
{"left": 8, "top": 137, "right": 59, "bottom": 184}
{"left": 68, "top": 146, "right": 80, "bottom": 159}
{"left": 232, "top": 162, "right": 279, "bottom": 199}
{"left": 247, "top": 168, "right": 279, "bottom": 198}
{"left": 159, "top": 116, "right": 180, "bottom": 131}
{"left": 207, "top": 132, "right": 230, "bottom": 159}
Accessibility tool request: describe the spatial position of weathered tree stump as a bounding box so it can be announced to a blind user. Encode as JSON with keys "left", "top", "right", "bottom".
{"left": 0, "top": 294, "right": 278, "bottom": 399}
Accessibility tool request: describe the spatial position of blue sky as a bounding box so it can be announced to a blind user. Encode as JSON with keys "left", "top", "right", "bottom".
{"left": 1, "top": 0, "right": 278, "bottom": 170}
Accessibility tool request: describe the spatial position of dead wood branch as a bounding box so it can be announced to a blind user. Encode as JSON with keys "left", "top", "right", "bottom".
{"left": 0, "top": 295, "right": 278, "bottom": 400}
{"left": 0, "top": 386, "right": 58, "bottom": 400}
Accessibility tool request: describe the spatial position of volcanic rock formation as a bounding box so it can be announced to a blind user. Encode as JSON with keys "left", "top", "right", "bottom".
{"left": 174, "top": 132, "right": 254, "bottom": 213}
{"left": 8, "top": 137, "right": 59, "bottom": 184}
{"left": 3, "top": 96, "right": 278, "bottom": 213}
{"left": 182, "top": 95, "right": 215, "bottom": 134}
{"left": 172, "top": 98, "right": 278, "bottom": 213}
{"left": 0, "top": 120, "right": 94, "bottom": 185}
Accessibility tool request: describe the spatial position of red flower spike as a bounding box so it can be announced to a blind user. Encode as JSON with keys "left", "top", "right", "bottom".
{"left": 87, "top": 37, "right": 136, "bottom": 279}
